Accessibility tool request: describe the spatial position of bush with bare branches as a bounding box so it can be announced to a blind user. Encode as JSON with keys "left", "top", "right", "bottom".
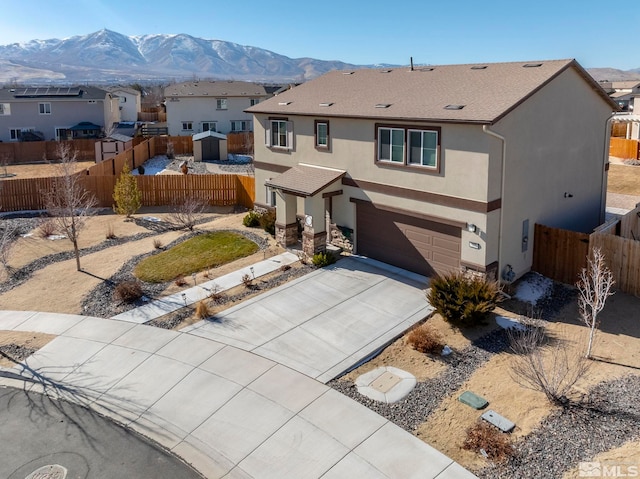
{"left": 0, "top": 220, "right": 18, "bottom": 275}
{"left": 576, "top": 247, "right": 615, "bottom": 359}
{"left": 508, "top": 322, "right": 590, "bottom": 405}
{"left": 168, "top": 196, "right": 207, "bottom": 231}
{"left": 114, "top": 280, "right": 143, "bottom": 303}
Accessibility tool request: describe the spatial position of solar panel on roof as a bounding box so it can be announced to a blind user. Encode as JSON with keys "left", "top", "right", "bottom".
{"left": 13, "top": 86, "right": 81, "bottom": 97}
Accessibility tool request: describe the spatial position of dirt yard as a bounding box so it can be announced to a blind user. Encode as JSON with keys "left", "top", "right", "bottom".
{"left": 0, "top": 160, "right": 95, "bottom": 179}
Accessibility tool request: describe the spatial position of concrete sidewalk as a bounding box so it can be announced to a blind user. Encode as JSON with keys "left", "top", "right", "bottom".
{"left": 183, "top": 256, "right": 434, "bottom": 383}
{"left": 112, "top": 252, "right": 299, "bottom": 324}
{"left": 0, "top": 311, "right": 476, "bottom": 479}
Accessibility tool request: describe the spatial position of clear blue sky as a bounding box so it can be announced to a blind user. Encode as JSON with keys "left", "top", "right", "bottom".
{"left": 0, "top": 0, "right": 636, "bottom": 70}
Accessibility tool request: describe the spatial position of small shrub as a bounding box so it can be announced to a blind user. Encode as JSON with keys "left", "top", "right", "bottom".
{"left": 312, "top": 251, "right": 336, "bottom": 268}
{"left": 105, "top": 223, "right": 116, "bottom": 239}
{"left": 259, "top": 209, "right": 276, "bottom": 235}
{"left": 241, "top": 273, "right": 253, "bottom": 288}
{"left": 209, "top": 285, "right": 225, "bottom": 303}
{"left": 152, "top": 238, "right": 163, "bottom": 249}
{"left": 426, "top": 272, "right": 502, "bottom": 327}
{"left": 279, "top": 264, "right": 291, "bottom": 272}
{"left": 174, "top": 277, "right": 187, "bottom": 286}
{"left": 242, "top": 210, "right": 261, "bottom": 227}
{"left": 38, "top": 220, "right": 56, "bottom": 238}
{"left": 114, "top": 280, "right": 143, "bottom": 303}
{"left": 407, "top": 324, "right": 444, "bottom": 354}
{"left": 463, "top": 421, "right": 514, "bottom": 463}
{"left": 137, "top": 165, "right": 145, "bottom": 175}
{"left": 195, "top": 300, "right": 210, "bottom": 319}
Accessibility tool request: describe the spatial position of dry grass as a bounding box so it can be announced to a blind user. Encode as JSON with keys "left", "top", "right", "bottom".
{"left": 195, "top": 300, "right": 210, "bottom": 319}
{"left": 607, "top": 163, "right": 640, "bottom": 196}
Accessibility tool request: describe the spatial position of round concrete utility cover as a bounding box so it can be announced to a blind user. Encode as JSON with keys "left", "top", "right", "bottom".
{"left": 355, "top": 366, "right": 416, "bottom": 403}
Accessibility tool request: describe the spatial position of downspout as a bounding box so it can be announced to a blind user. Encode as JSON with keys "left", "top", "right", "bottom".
{"left": 482, "top": 125, "right": 507, "bottom": 281}
{"left": 600, "top": 112, "right": 617, "bottom": 224}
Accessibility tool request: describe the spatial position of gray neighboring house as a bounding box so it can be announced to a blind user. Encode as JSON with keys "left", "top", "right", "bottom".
{"left": 164, "top": 81, "right": 270, "bottom": 136}
{"left": 0, "top": 86, "right": 120, "bottom": 142}
{"left": 248, "top": 59, "right": 617, "bottom": 282}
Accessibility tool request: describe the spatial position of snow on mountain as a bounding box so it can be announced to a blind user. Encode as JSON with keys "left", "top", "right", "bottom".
{"left": 0, "top": 29, "right": 363, "bottom": 83}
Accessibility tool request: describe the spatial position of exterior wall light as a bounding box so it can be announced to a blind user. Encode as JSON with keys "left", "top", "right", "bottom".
{"left": 466, "top": 223, "right": 477, "bottom": 233}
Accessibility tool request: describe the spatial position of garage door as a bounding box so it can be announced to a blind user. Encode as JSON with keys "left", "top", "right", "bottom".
{"left": 356, "top": 202, "right": 461, "bottom": 277}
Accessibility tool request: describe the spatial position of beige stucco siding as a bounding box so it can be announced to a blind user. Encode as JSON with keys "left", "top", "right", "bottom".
{"left": 491, "top": 67, "right": 613, "bottom": 277}
{"left": 254, "top": 114, "right": 493, "bottom": 202}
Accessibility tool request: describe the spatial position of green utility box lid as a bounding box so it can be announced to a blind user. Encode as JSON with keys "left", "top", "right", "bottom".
{"left": 458, "top": 391, "right": 488, "bottom": 410}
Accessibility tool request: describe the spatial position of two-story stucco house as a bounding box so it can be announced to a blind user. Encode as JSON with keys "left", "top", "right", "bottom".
{"left": 107, "top": 86, "right": 142, "bottom": 122}
{"left": 248, "top": 59, "right": 617, "bottom": 281}
{"left": 0, "top": 86, "right": 120, "bottom": 142}
{"left": 164, "top": 81, "right": 271, "bottom": 136}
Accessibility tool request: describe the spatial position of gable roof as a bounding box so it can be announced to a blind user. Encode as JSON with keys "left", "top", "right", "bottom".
{"left": 265, "top": 164, "right": 345, "bottom": 196}
{"left": 165, "top": 81, "right": 268, "bottom": 98}
{"left": 193, "top": 130, "right": 227, "bottom": 141}
{"left": 248, "top": 59, "right": 617, "bottom": 124}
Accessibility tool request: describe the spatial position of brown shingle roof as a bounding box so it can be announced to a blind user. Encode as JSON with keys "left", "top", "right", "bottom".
{"left": 248, "top": 59, "right": 617, "bottom": 124}
{"left": 265, "top": 164, "right": 345, "bottom": 196}
{"left": 165, "top": 81, "right": 267, "bottom": 98}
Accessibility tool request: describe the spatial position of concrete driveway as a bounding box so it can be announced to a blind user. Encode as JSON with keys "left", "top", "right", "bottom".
{"left": 182, "top": 256, "right": 433, "bottom": 382}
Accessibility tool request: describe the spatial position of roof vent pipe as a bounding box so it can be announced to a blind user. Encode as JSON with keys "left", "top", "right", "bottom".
{"left": 410, "top": 57, "right": 414, "bottom": 71}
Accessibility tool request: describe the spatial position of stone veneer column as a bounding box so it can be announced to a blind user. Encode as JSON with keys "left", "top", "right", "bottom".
{"left": 275, "top": 191, "right": 298, "bottom": 248}
{"left": 275, "top": 222, "right": 298, "bottom": 247}
{"left": 302, "top": 227, "right": 327, "bottom": 256}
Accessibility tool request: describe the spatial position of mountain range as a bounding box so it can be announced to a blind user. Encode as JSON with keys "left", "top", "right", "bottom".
{"left": 0, "top": 29, "right": 368, "bottom": 84}
{"left": 0, "top": 29, "right": 638, "bottom": 85}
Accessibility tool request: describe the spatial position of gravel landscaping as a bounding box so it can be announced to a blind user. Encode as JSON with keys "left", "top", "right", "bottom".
{"left": 481, "top": 375, "right": 640, "bottom": 479}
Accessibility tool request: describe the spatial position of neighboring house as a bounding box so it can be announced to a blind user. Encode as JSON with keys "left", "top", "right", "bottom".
{"left": 0, "top": 86, "right": 120, "bottom": 142}
{"left": 603, "top": 81, "right": 640, "bottom": 139}
{"left": 107, "top": 87, "right": 142, "bottom": 122}
{"left": 164, "top": 81, "right": 271, "bottom": 136}
{"left": 248, "top": 59, "right": 617, "bottom": 281}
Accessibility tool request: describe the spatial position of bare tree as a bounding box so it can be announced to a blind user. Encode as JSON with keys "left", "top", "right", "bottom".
{"left": 509, "top": 321, "right": 591, "bottom": 405}
{"left": 0, "top": 218, "right": 17, "bottom": 275}
{"left": 576, "top": 247, "right": 615, "bottom": 359}
{"left": 168, "top": 196, "right": 207, "bottom": 231}
{"left": 43, "top": 144, "right": 98, "bottom": 271}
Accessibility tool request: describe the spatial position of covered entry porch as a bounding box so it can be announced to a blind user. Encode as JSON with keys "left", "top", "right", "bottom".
{"left": 265, "top": 164, "right": 346, "bottom": 256}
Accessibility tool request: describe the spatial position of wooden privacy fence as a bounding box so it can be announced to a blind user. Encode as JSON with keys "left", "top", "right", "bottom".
{"left": 227, "top": 132, "right": 254, "bottom": 155}
{"left": 609, "top": 137, "right": 640, "bottom": 160}
{"left": 0, "top": 174, "right": 254, "bottom": 211}
{"left": 138, "top": 111, "right": 167, "bottom": 122}
{"left": 0, "top": 139, "right": 97, "bottom": 163}
{"left": 533, "top": 221, "right": 640, "bottom": 297}
{"left": 532, "top": 224, "right": 590, "bottom": 285}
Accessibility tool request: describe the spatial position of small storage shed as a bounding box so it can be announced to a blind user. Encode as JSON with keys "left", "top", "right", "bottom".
{"left": 193, "top": 130, "right": 227, "bottom": 162}
{"left": 94, "top": 133, "right": 133, "bottom": 163}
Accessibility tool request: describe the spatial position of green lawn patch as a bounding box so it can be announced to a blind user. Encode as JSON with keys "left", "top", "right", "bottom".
{"left": 134, "top": 231, "right": 259, "bottom": 283}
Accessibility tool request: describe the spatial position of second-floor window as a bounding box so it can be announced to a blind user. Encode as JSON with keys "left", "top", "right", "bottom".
{"left": 39, "top": 103, "right": 51, "bottom": 115}
{"left": 0, "top": 103, "right": 10, "bottom": 115}
{"left": 266, "top": 119, "right": 293, "bottom": 149}
{"left": 315, "top": 120, "right": 329, "bottom": 149}
{"left": 216, "top": 98, "right": 228, "bottom": 110}
{"left": 377, "top": 125, "right": 440, "bottom": 170}
{"left": 182, "top": 121, "right": 193, "bottom": 131}
{"left": 250, "top": 98, "right": 260, "bottom": 106}
{"left": 231, "top": 120, "right": 251, "bottom": 132}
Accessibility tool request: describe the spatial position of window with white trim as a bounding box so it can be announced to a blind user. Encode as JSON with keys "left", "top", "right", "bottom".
{"left": 408, "top": 129, "right": 438, "bottom": 167}
{"left": 55, "top": 127, "right": 71, "bottom": 141}
{"left": 250, "top": 98, "right": 260, "bottom": 106}
{"left": 0, "top": 103, "right": 10, "bottom": 115}
{"left": 231, "top": 120, "right": 251, "bottom": 132}
{"left": 182, "top": 121, "right": 193, "bottom": 131}
{"left": 265, "top": 185, "right": 277, "bottom": 206}
{"left": 378, "top": 127, "right": 404, "bottom": 163}
{"left": 216, "top": 98, "right": 228, "bottom": 110}
{"left": 265, "top": 119, "right": 293, "bottom": 150}
{"left": 39, "top": 102, "right": 51, "bottom": 115}
{"left": 202, "top": 121, "right": 216, "bottom": 132}
{"left": 376, "top": 124, "right": 440, "bottom": 170}
{"left": 315, "top": 120, "right": 329, "bottom": 149}
{"left": 9, "top": 128, "right": 34, "bottom": 141}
